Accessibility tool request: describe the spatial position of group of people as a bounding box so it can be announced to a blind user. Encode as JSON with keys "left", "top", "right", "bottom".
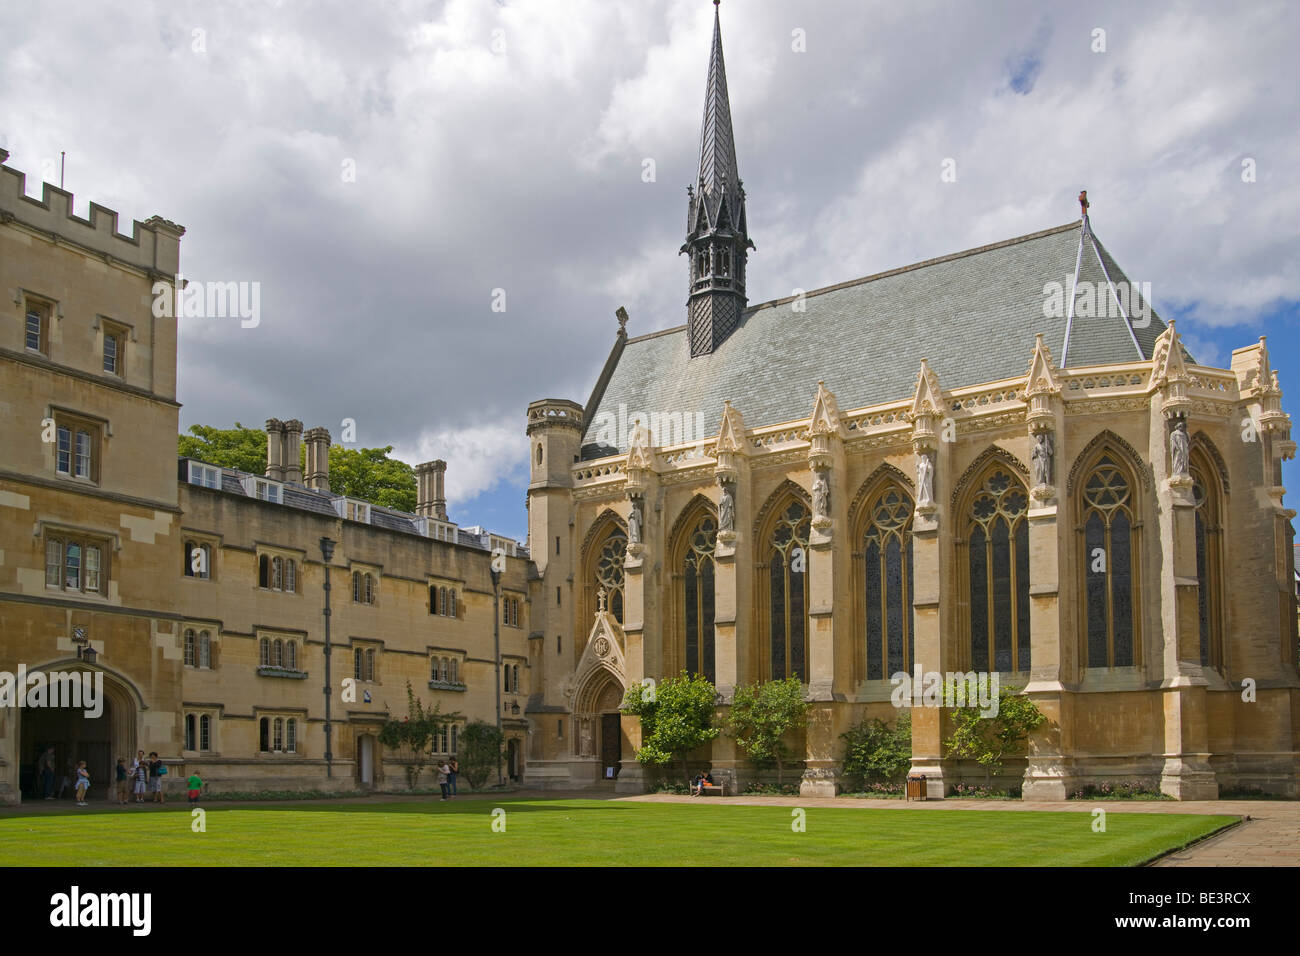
{"left": 435, "top": 757, "right": 459, "bottom": 800}
{"left": 112, "top": 751, "right": 170, "bottom": 806}
{"left": 33, "top": 746, "right": 202, "bottom": 806}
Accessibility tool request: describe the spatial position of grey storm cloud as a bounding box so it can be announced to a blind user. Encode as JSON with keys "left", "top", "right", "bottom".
{"left": 2, "top": 0, "right": 1296, "bottom": 509}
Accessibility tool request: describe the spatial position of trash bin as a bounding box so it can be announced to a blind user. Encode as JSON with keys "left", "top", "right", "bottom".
{"left": 906, "top": 772, "right": 927, "bottom": 801}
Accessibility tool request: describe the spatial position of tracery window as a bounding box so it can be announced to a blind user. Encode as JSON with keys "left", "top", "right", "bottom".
{"left": 595, "top": 531, "right": 627, "bottom": 625}
{"left": 681, "top": 514, "right": 717, "bottom": 683}
{"left": 862, "top": 486, "right": 915, "bottom": 679}
{"left": 1191, "top": 456, "right": 1223, "bottom": 670}
{"left": 766, "top": 501, "right": 811, "bottom": 680}
{"left": 1081, "top": 455, "right": 1138, "bottom": 668}
{"left": 966, "top": 468, "right": 1030, "bottom": 672}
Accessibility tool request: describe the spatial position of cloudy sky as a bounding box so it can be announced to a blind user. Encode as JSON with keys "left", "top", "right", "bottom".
{"left": 3, "top": 0, "right": 1297, "bottom": 541}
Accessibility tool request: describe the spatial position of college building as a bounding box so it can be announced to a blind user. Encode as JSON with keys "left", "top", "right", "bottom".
{"left": 2, "top": 7, "right": 1297, "bottom": 803}
{"left": 517, "top": 6, "right": 1300, "bottom": 798}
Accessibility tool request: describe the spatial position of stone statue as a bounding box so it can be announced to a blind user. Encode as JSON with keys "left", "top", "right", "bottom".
{"left": 628, "top": 501, "right": 641, "bottom": 544}
{"left": 719, "top": 483, "right": 735, "bottom": 533}
{"left": 580, "top": 718, "right": 592, "bottom": 757}
{"left": 916, "top": 451, "right": 934, "bottom": 507}
{"left": 1032, "top": 431, "right": 1054, "bottom": 487}
{"left": 1170, "top": 420, "right": 1190, "bottom": 478}
{"left": 812, "top": 471, "right": 829, "bottom": 518}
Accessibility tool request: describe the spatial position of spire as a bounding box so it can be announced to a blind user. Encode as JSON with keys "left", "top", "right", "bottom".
{"left": 696, "top": 3, "right": 742, "bottom": 230}
{"left": 683, "top": 1, "right": 754, "bottom": 358}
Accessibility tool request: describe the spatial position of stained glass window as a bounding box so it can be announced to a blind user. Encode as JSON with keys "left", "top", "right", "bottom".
{"left": 966, "top": 469, "right": 1030, "bottom": 672}
{"left": 863, "top": 486, "right": 914, "bottom": 678}
{"left": 1081, "top": 455, "right": 1137, "bottom": 669}
{"left": 596, "top": 530, "right": 627, "bottom": 625}
{"left": 768, "top": 501, "right": 811, "bottom": 680}
{"left": 682, "top": 514, "right": 717, "bottom": 682}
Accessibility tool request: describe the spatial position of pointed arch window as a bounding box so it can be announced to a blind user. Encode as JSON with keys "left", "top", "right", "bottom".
{"left": 965, "top": 468, "right": 1031, "bottom": 673}
{"left": 862, "top": 485, "right": 915, "bottom": 679}
{"left": 681, "top": 513, "right": 717, "bottom": 682}
{"left": 765, "top": 501, "right": 811, "bottom": 680}
{"left": 595, "top": 531, "right": 627, "bottom": 625}
{"left": 1080, "top": 455, "right": 1139, "bottom": 669}
{"left": 1191, "top": 455, "right": 1224, "bottom": 670}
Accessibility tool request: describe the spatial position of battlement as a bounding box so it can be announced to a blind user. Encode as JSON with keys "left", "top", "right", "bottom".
{"left": 527, "top": 398, "right": 584, "bottom": 434}
{"left": 0, "top": 147, "right": 184, "bottom": 275}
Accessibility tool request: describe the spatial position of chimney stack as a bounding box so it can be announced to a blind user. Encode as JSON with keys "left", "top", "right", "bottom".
{"left": 416, "top": 460, "right": 448, "bottom": 520}
{"left": 265, "top": 419, "right": 285, "bottom": 481}
{"left": 304, "top": 427, "right": 332, "bottom": 491}
{"left": 282, "top": 420, "right": 304, "bottom": 484}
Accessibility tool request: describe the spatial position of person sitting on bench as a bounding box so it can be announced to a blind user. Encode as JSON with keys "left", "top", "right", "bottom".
{"left": 692, "top": 771, "right": 715, "bottom": 796}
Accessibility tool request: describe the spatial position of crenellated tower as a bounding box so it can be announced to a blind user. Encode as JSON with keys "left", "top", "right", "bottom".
{"left": 682, "top": 1, "right": 754, "bottom": 358}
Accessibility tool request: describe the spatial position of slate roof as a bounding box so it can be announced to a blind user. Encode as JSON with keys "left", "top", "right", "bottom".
{"left": 581, "top": 219, "right": 1176, "bottom": 458}
{"left": 181, "top": 458, "right": 526, "bottom": 555}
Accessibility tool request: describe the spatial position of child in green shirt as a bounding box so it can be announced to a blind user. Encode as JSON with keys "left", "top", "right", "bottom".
{"left": 187, "top": 772, "right": 202, "bottom": 804}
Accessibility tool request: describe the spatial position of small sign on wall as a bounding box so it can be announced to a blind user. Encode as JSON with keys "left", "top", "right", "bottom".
{"left": 605, "top": 767, "right": 615, "bottom": 779}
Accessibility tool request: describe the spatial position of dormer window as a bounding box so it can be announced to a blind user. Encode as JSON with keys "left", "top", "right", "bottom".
{"left": 242, "top": 475, "right": 282, "bottom": 503}
{"left": 334, "top": 498, "right": 370, "bottom": 523}
{"left": 188, "top": 462, "right": 220, "bottom": 489}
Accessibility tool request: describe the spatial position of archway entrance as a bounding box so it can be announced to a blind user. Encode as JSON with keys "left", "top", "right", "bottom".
{"left": 18, "top": 666, "right": 136, "bottom": 802}
{"left": 592, "top": 676, "right": 624, "bottom": 781}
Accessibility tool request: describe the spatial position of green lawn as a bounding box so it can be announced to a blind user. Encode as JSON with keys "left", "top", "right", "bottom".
{"left": 0, "top": 799, "right": 1237, "bottom": 866}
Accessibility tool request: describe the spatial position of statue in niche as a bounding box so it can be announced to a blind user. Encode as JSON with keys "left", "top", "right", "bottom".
{"left": 719, "top": 483, "right": 735, "bottom": 533}
{"left": 916, "top": 451, "right": 934, "bottom": 508}
{"left": 812, "top": 471, "right": 829, "bottom": 518}
{"left": 627, "top": 501, "right": 641, "bottom": 545}
{"left": 1032, "top": 431, "right": 1055, "bottom": 487}
{"left": 580, "top": 718, "right": 593, "bottom": 757}
{"left": 1170, "top": 420, "right": 1190, "bottom": 478}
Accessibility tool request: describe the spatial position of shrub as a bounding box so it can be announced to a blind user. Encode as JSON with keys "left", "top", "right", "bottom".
{"left": 458, "top": 721, "right": 506, "bottom": 790}
{"left": 943, "top": 686, "right": 1044, "bottom": 785}
{"left": 840, "top": 711, "right": 911, "bottom": 789}
{"left": 727, "top": 677, "right": 811, "bottom": 786}
{"left": 621, "top": 672, "right": 720, "bottom": 785}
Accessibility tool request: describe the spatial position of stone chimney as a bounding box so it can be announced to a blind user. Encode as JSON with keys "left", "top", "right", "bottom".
{"left": 416, "top": 460, "right": 448, "bottom": 520}
{"left": 282, "top": 420, "right": 304, "bottom": 484}
{"left": 265, "top": 419, "right": 285, "bottom": 481}
{"left": 304, "top": 427, "right": 332, "bottom": 492}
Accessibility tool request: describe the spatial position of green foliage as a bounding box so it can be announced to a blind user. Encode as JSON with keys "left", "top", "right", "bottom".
{"left": 178, "top": 424, "right": 418, "bottom": 513}
{"left": 178, "top": 422, "right": 268, "bottom": 474}
{"left": 458, "top": 720, "right": 505, "bottom": 790}
{"left": 841, "top": 710, "right": 912, "bottom": 789}
{"left": 377, "top": 683, "right": 460, "bottom": 789}
{"left": 621, "top": 672, "right": 720, "bottom": 781}
{"left": 328, "top": 445, "right": 417, "bottom": 512}
{"left": 943, "top": 686, "right": 1044, "bottom": 782}
{"left": 726, "top": 677, "right": 810, "bottom": 785}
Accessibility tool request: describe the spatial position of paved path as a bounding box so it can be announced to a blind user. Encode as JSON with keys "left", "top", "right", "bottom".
{"left": 6, "top": 789, "right": 1296, "bottom": 865}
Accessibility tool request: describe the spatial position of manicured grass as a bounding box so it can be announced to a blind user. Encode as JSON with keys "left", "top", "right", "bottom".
{"left": 0, "top": 798, "right": 1237, "bottom": 866}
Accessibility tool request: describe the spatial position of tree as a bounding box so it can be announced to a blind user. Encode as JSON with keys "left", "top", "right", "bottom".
{"left": 458, "top": 721, "right": 505, "bottom": 790}
{"left": 727, "top": 677, "right": 811, "bottom": 786}
{"left": 327, "top": 445, "right": 417, "bottom": 512}
{"left": 944, "top": 686, "right": 1045, "bottom": 786}
{"left": 841, "top": 711, "right": 912, "bottom": 789}
{"left": 377, "top": 682, "right": 460, "bottom": 789}
{"left": 621, "top": 672, "right": 720, "bottom": 784}
{"left": 178, "top": 423, "right": 268, "bottom": 475}
{"left": 178, "top": 423, "right": 418, "bottom": 513}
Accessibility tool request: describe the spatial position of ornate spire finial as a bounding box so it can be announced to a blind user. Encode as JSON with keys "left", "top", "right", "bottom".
{"left": 616, "top": 306, "right": 629, "bottom": 335}
{"left": 597, "top": 587, "right": 607, "bottom": 613}
{"left": 1078, "top": 189, "right": 1090, "bottom": 217}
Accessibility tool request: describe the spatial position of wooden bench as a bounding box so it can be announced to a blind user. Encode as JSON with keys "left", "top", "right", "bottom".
{"left": 695, "top": 780, "right": 727, "bottom": 797}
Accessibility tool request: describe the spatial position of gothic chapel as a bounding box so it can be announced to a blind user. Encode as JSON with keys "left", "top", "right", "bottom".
{"left": 521, "top": 4, "right": 1300, "bottom": 798}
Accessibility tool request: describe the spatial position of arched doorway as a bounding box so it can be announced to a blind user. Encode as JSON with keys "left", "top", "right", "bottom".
{"left": 18, "top": 664, "right": 137, "bottom": 802}
{"left": 573, "top": 670, "right": 625, "bottom": 781}
{"left": 594, "top": 679, "right": 624, "bottom": 780}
